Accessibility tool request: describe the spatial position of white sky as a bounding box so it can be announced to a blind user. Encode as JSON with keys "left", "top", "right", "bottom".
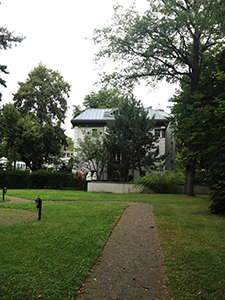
{"left": 0, "top": 0, "right": 177, "bottom": 139}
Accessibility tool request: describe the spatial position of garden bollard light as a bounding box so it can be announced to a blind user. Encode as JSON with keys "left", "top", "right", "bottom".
{"left": 35, "top": 197, "right": 42, "bottom": 221}
{"left": 3, "top": 187, "right": 7, "bottom": 201}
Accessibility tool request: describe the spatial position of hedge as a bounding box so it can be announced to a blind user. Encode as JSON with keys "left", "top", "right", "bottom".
{"left": 0, "top": 170, "right": 85, "bottom": 190}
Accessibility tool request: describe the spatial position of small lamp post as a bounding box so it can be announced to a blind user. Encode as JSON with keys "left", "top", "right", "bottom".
{"left": 35, "top": 197, "right": 42, "bottom": 221}
{"left": 3, "top": 187, "right": 7, "bottom": 201}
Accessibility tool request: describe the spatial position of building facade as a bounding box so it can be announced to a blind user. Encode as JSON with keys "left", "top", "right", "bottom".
{"left": 71, "top": 106, "right": 175, "bottom": 180}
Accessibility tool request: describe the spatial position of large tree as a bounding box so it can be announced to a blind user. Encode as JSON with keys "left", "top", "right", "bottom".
{"left": 13, "top": 63, "right": 71, "bottom": 168}
{"left": 106, "top": 95, "right": 159, "bottom": 182}
{"left": 93, "top": 0, "right": 225, "bottom": 195}
{"left": 0, "top": 15, "right": 25, "bottom": 100}
{"left": 171, "top": 49, "right": 225, "bottom": 213}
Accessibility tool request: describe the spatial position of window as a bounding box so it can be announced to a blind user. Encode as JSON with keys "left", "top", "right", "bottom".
{"left": 155, "top": 129, "right": 161, "bottom": 137}
{"left": 92, "top": 128, "right": 97, "bottom": 136}
{"left": 110, "top": 152, "right": 122, "bottom": 164}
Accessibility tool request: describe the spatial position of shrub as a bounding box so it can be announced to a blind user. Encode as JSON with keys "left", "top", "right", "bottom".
{"left": 205, "top": 160, "right": 225, "bottom": 215}
{"left": 134, "top": 171, "right": 183, "bottom": 194}
{"left": 0, "top": 170, "right": 30, "bottom": 189}
{"left": 0, "top": 170, "right": 82, "bottom": 190}
{"left": 27, "top": 170, "right": 79, "bottom": 189}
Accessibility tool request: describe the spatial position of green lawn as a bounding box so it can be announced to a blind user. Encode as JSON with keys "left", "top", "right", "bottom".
{"left": 0, "top": 200, "right": 127, "bottom": 300}
{"left": 1, "top": 190, "right": 225, "bottom": 300}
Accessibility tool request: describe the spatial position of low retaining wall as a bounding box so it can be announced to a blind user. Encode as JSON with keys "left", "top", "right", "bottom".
{"left": 87, "top": 182, "right": 142, "bottom": 194}
{"left": 87, "top": 182, "right": 210, "bottom": 195}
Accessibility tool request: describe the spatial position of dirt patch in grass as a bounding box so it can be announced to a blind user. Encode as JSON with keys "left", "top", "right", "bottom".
{"left": 0, "top": 208, "right": 37, "bottom": 226}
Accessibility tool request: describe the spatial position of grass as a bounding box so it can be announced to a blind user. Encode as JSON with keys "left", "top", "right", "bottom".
{"left": 153, "top": 195, "right": 225, "bottom": 300}
{"left": 0, "top": 197, "right": 11, "bottom": 203}
{"left": 0, "top": 201, "right": 127, "bottom": 299}
{"left": 6, "top": 188, "right": 182, "bottom": 202}
{"left": 1, "top": 190, "right": 225, "bottom": 299}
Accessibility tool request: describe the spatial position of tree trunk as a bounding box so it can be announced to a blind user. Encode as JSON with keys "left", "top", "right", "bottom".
{"left": 184, "top": 33, "right": 200, "bottom": 196}
{"left": 184, "top": 160, "right": 196, "bottom": 196}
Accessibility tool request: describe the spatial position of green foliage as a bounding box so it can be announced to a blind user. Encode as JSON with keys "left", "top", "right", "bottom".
{"left": 75, "top": 128, "right": 108, "bottom": 180}
{"left": 171, "top": 49, "right": 225, "bottom": 212}
{"left": 0, "top": 104, "right": 22, "bottom": 169}
{"left": 72, "top": 104, "right": 84, "bottom": 118}
{"left": 13, "top": 63, "right": 70, "bottom": 124}
{"left": 0, "top": 170, "right": 84, "bottom": 190}
{"left": 94, "top": 1, "right": 224, "bottom": 90}
{"left": 106, "top": 95, "right": 160, "bottom": 181}
{"left": 72, "top": 89, "right": 123, "bottom": 119}
{"left": 83, "top": 89, "right": 123, "bottom": 108}
{"left": 12, "top": 63, "right": 71, "bottom": 169}
{"left": 0, "top": 103, "right": 21, "bottom": 150}
{"left": 0, "top": 170, "right": 30, "bottom": 189}
{"left": 94, "top": 0, "right": 225, "bottom": 195}
{"left": 205, "top": 160, "right": 225, "bottom": 215}
{"left": 27, "top": 170, "right": 79, "bottom": 189}
{"left": 0, "top": 104, "right": 45, "bottom": 170}
{"left": 17, "top": 114, "right": 44, "bottom": 169}
{"left": 0, "top": 18, "right": 25, "bottom": 100}
{"left": 134, "top": 171, "right": 183, "bottom": 194}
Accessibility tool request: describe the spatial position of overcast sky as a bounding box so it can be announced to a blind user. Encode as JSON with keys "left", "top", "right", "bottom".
{"left": 0, "top": 0, "right": 177, "bottom": 139}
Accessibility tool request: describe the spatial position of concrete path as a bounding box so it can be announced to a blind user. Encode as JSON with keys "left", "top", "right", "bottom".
{"left": 75, "top": 202, "right": 170, "bottom": 300}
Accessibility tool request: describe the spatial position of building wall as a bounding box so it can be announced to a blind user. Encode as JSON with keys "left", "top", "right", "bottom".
{"left": 73, "top": 121, "right": 175, "bottom": 180}
{"left": 74, "top": 126, "right": 106, "bottom": 150}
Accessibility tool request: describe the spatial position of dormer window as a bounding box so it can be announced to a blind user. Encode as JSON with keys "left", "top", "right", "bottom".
{"left": 109, "top": 108, "right": 118, "bottom": 116}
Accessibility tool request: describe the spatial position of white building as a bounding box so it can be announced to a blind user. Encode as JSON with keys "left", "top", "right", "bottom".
{"left": 71, "top": 106, "right": 175, "bottom": 180}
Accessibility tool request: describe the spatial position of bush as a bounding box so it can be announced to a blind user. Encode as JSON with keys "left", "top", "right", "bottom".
{"left": 0, "top": 170, "right": 30, "bottom": 189}
{"left": 27, "top": 170, "right": 80, "bottom": 189}
{"left": 205, "top": 160, "right": 225, "bottom": 215}
{"left": 0, "top": 170, "right": 85, "bottom": 190}
{"left": 134, "top": 171, "right": 183, "bottom": 194}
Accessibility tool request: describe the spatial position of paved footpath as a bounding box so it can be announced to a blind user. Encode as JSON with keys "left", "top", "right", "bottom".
{"left": 0, "top": 195, "right": 33, "bottom": 204}
{"left": 75, "top": 202, "right": 170, "bottom": 300}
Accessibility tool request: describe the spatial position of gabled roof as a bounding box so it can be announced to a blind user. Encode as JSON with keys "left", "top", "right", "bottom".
{"left": 71, "top": 107, "right": 170, "bottom": 127}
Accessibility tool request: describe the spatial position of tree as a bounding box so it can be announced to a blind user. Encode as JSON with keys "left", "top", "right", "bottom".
{"left": 0, "top": 103, "right": 21, "bottom": 169}
{"left": 0, "top": 14, "right": 25, "bottom": 100}
{"left": 16, "top": 114, "right": 44, "bottom": 170}
{"left": 171, "top": 48, "right": 225, "bottom": 213}
{"left": 0, "top": 104, "right": 45, "bottom": 170}
{"left": 13, "top": 63, "right": 71, "bottom": 168}
{"left": 72, "top": 104, "right": 83, "bottom": 118}
{"left": 75, "top": 128, "right": 109, "bottom": 180}
{"left": 93, "top": 0, "right": 225, "bottom": 195}
{"left": 72, "top": 89, "right": 123, "bottom": 118}
{"left": 83, "top": 89, "right": 123, "bottom": 108}
{"left": 200, "top": 62, "right": 225, "bottom": 215}
{"left": 106, "top": 95, "right": 159, "bottom": 182}
{"left": 62, "top": 137, "right": 74, "bottom": 151}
